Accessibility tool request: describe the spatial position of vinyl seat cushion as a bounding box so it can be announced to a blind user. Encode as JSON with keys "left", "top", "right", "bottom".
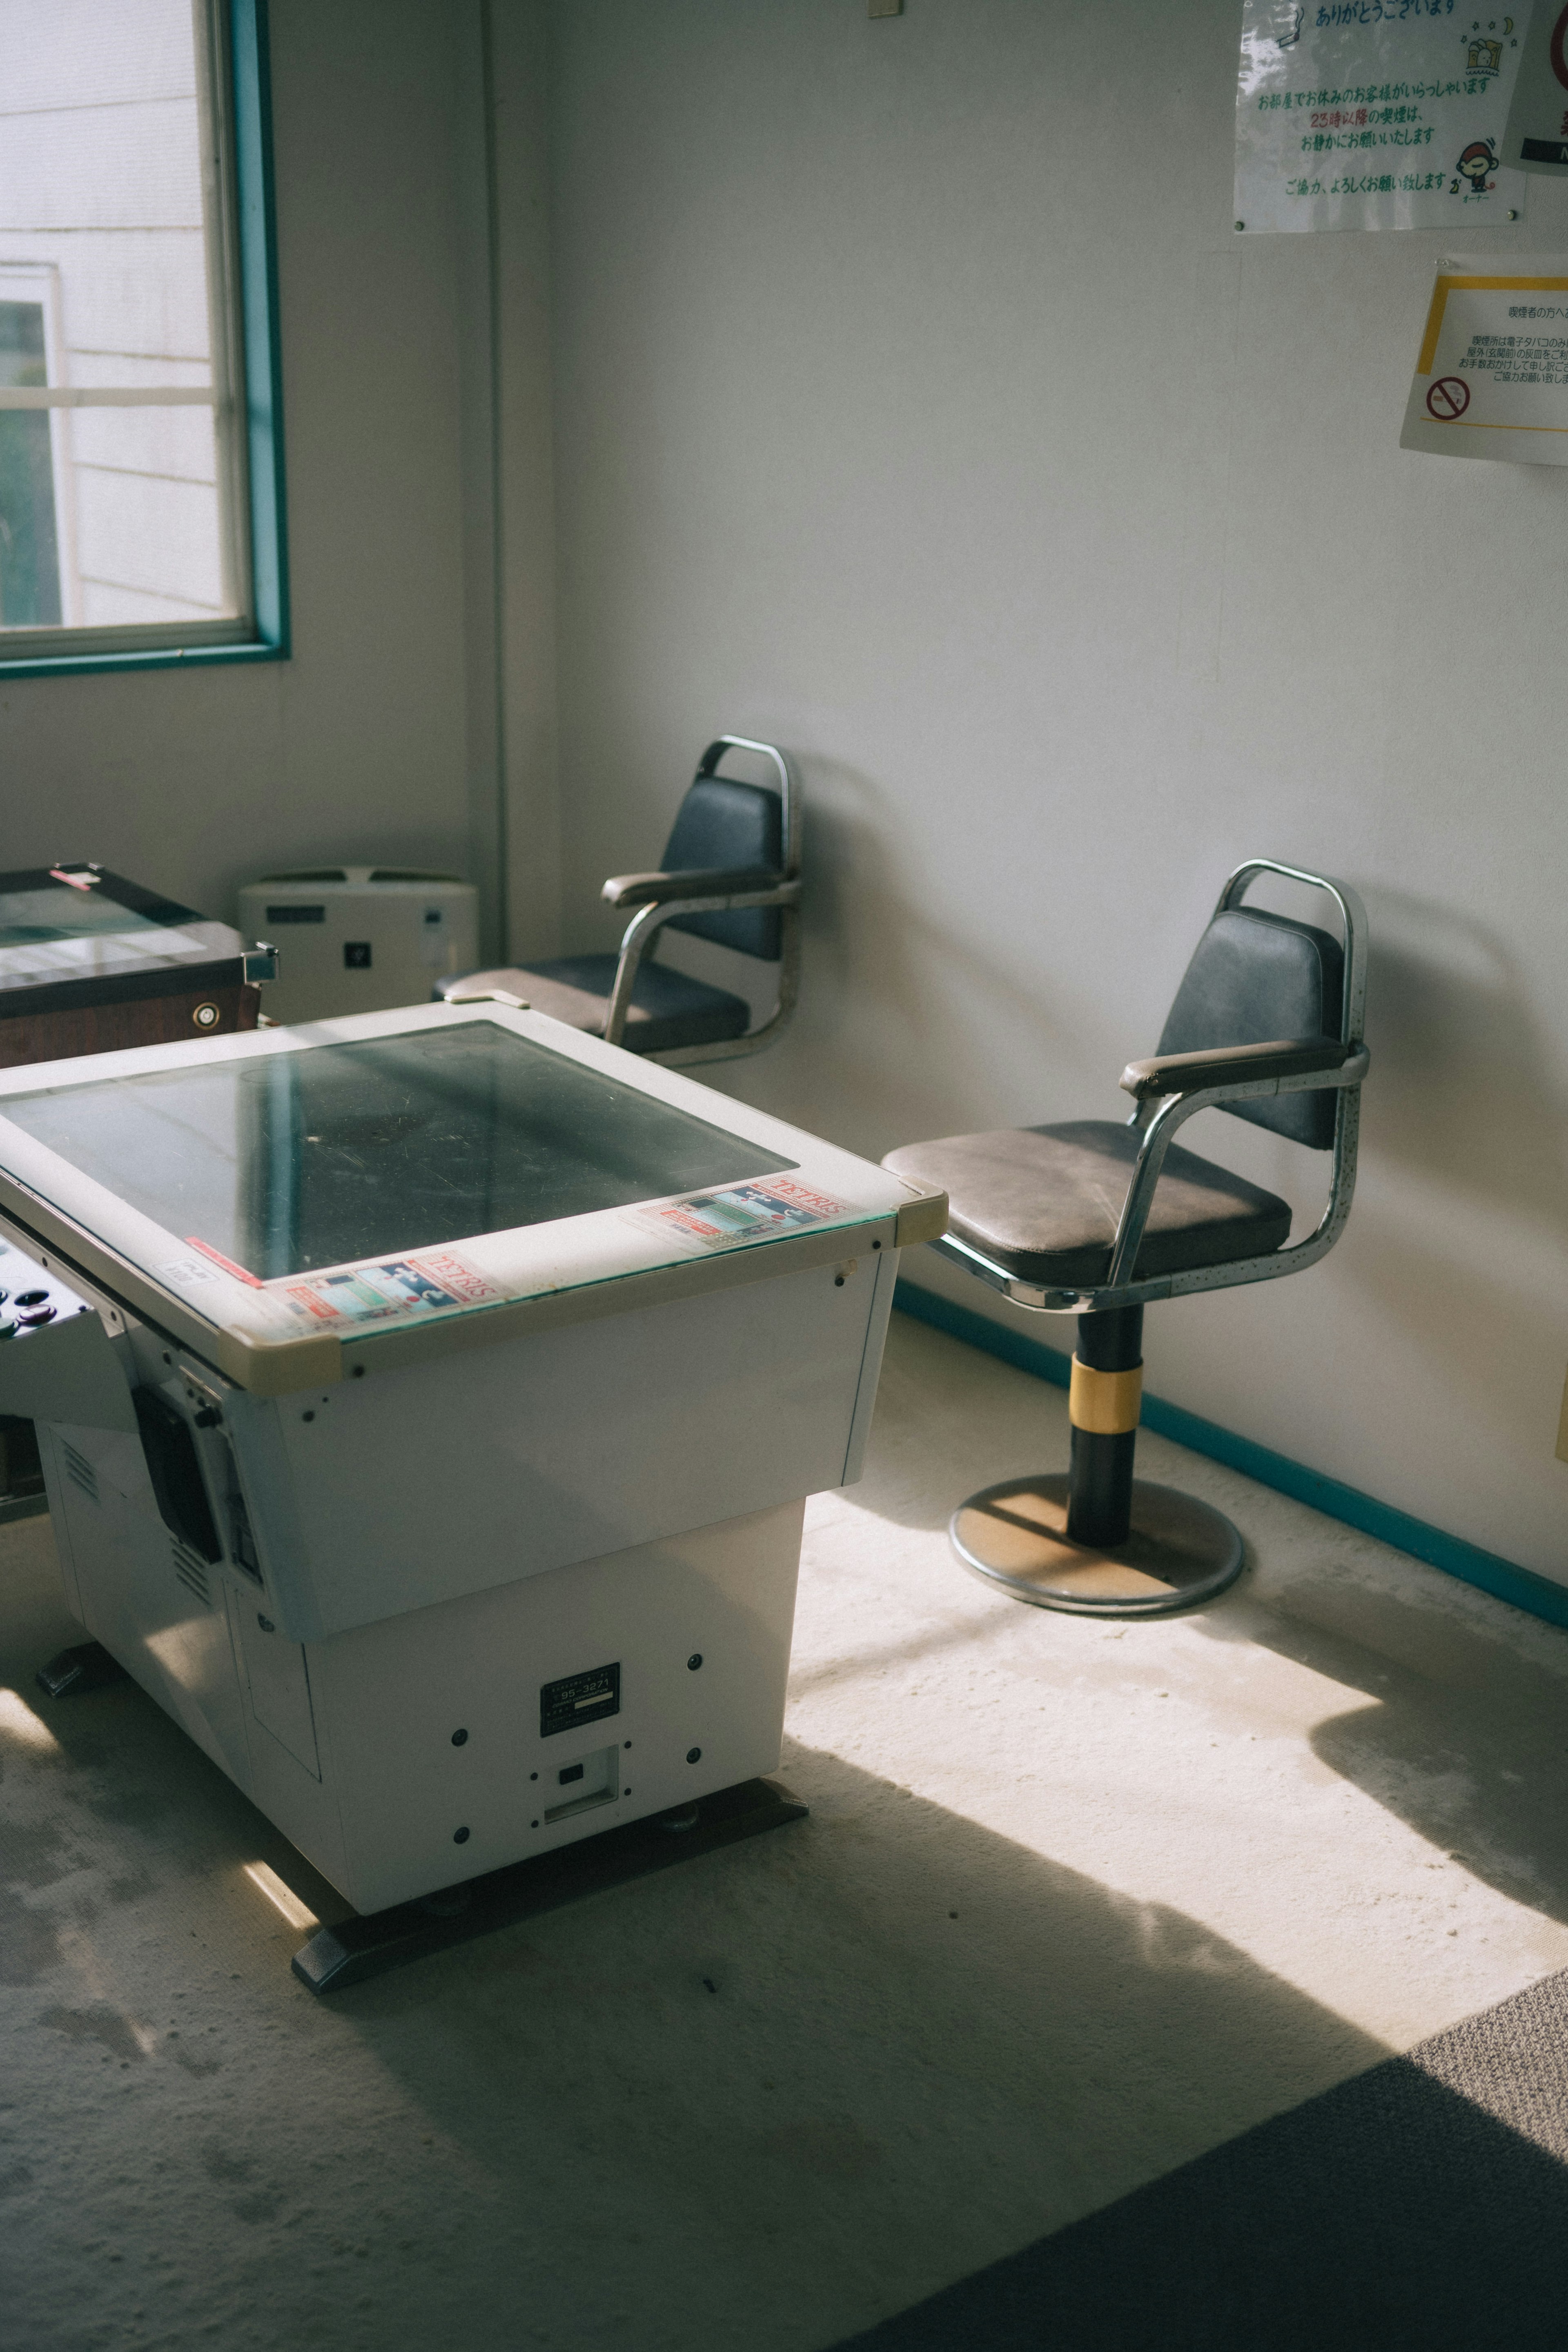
{"left": 447, "top": 956, "right": 750, "bottom": 1056}
{"left": 882, "top": 1120, "right": 1292, "bottom": 1286}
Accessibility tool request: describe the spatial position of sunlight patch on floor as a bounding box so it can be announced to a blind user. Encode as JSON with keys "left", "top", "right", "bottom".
{"left": 0, "top": 1684, "right": 60, "bottom": 1752}
{"left": 242, "top": 1860, "right": 319, "bottom": 1933}
{"left": 788, "top": 1317, "right": 1568, "bottom": 2053}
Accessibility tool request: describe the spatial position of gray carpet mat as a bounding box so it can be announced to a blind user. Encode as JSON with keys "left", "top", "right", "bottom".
{"left": 831, "top": 1965, "right": 1568, "bottom": 2352}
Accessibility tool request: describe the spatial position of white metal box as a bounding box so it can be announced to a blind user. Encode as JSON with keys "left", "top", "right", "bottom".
{"left": 236, "top": 868, "right": 477, "bottom": 1022}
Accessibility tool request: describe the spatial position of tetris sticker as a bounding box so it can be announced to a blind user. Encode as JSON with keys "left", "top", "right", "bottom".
{"left": 627, "top": 1176, "right": 848, "bottom": 1252}
{"left": 270, "top": 1248, "right": 506, "bottom": 1329}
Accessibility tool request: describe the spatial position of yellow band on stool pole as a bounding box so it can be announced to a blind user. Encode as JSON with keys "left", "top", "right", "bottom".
{"left": 1068, "top": 1358, "right": 1143, "bottom": 1436}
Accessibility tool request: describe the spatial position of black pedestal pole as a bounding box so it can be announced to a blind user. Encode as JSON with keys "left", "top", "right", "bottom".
{"left": 1065, "top": 1304, "right": 1144, "bottom": 1549}
{"left": 947, "top": 1299, "right": 1243, "bottom": 1616}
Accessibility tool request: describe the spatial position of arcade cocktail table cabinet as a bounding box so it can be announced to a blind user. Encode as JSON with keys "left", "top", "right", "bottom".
{"left": 0, "top": 1001, "right": 944, "bottom": 1939}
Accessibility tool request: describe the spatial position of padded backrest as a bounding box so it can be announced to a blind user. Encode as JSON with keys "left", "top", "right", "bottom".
{"left": 1157, "top": 906, "right": 1345, "bottom": 1149}
{"left": 659, "top": 775, "right": 784, "bottom": 960}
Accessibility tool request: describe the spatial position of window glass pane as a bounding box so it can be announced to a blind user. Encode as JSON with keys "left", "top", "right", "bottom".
{"left": 0, "top": 303, "right": 61, "bottom": 624}
{"left": 74, "top": 406, "right": 225, "bottom": 624}
{"left": 0, "top": 0, "right": 238, "bottom": 636}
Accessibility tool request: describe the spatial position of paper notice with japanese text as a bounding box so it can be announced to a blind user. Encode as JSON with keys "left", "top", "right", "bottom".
{"left": 1236, "top": 2, "right": 1528, "bottom": 233}
{"left": 1401, "top": 254, "right": 1568, "bottom": 458}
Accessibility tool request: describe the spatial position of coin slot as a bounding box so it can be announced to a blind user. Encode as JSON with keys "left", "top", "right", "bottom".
{"left": 542, "top": 1744, "right": 618, "bottom": 1825}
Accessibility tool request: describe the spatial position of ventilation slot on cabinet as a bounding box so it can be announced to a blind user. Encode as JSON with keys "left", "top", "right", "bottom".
{"left": 171, "top": 1537, "right": 212, "bottom": 1609}
{"left": 61, "top": 1443, "right": 99, "bottom": 1507}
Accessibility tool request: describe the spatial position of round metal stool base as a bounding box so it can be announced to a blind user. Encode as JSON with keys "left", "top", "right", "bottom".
{"left": 951, "top": 1474, "right": 1244, "bottom": 1618}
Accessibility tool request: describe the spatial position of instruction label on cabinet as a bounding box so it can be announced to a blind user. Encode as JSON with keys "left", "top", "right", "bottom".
{"left": 1236, "top": 1, "right": 1527, "bottom": 233}
{"left": 627, "top": 1177, "right": 849, "bottom": 1253}
{"left": 1401, "top": 254, "right": 1568, "bottom": 459}
{"left": 269, "top": 1248, "right": 508, "bottom": 1329}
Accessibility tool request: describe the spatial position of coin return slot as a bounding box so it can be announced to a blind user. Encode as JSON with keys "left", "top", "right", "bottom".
{"left": 542, "top": 1744, "right": 619, "bottom": 1825}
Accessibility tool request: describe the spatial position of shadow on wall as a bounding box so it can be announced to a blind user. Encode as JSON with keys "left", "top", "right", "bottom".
{"left": 719, "top": 755, "right": 1124, "bottom": 1155}
{"left": 1361, "top": 885, "right": 1568, "bottom": 1235}
{"left": 747, "top": 844, "right": 1568, "bottom": 1255}
{"left": 726, "top": 777, "right": 1563, "bottom": 1238}
{"left": 1328, "top": 1201, "right": 1566, "bottom": 1461}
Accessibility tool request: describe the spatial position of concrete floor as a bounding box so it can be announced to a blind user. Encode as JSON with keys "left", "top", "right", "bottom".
{"left": 6, "top": 1308, "right": 1568, "bottom": 2352}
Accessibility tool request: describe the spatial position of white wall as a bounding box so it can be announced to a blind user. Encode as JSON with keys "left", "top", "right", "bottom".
{"left": 540, "top": 0, "right": 1568, "bottom": 1582}
{"left": 0, "top": 0, "right": 492, "bottom": 927}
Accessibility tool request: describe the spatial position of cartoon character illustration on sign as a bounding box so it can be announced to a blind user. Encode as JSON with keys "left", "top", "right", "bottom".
{"left": 1453, "top": 138, "right": 1500, "bottom": 195}
{"left": 1467, "top": 35, "right": 1503, "bottom": 76}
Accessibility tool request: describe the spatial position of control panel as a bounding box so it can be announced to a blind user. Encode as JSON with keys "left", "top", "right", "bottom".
{"left": 0, "top": 1235, "right": 93, "bottom": 1339}
{"left": 0, "top": 1233, "right": 138, "bottom": 1432}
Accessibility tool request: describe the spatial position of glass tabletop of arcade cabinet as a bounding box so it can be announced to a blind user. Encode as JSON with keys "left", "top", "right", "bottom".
{"left": 0, "top": 865, "right": 249, "bottom": 999}
{"left": 0, "top": 1002, "right": 921, "bottom": 1391}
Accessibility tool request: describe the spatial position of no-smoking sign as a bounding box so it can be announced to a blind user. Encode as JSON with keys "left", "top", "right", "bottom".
{"left": 1425, "top": 376, "right": 1471, "bottom": 421}
{"left": 1402, "top": 263, "right": 1568, "bottom": 468}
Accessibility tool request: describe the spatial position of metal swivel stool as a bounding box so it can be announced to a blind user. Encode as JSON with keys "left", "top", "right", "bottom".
{"left": 882, "top": 861, "right": 1369, "bottom": 1617}
{"left": 441, "top": 735, "right": 802, "bottom": 1067}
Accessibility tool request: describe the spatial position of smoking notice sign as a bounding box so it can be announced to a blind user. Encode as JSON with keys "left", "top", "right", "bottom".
{"left": 1401, "top": 256, "right": 1568, "bottom": 461}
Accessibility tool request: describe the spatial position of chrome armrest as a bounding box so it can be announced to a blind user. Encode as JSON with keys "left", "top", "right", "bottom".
{"left": 601, "top": 733, "right": 805, "bottom": 1058}
{"left": 602, "top": 867, "right": 793, "bottom": 909}
{"left": 1120, "top": 1035, "right": 1354, "bottom": 1102}
{"left": 601, "top": 886, "right": 802, "bottom": 1049}
{"left": 1104, "top": 1045, "right": 1370, "bottom": 1291}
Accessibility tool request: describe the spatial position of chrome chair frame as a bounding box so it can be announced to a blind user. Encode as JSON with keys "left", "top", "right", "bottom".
{"left": 927, "top": 860, "right": 1370, "bottom": 1316}
{"left": 599, "top": 736, "right": 803, "bottom": 1068}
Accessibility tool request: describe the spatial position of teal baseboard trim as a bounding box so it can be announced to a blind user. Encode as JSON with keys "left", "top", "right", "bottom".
{"left": 893, "top": 1279, "right": 1568, "bottom": 1634}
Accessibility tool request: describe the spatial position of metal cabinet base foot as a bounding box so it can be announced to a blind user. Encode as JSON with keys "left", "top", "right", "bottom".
{"left": 35, "top": 1640, "right": 130, "bottom": 1699}
{"left": 292, "top": 1776, "right": 808, "bottom": 1994}
{"left": 951, "top": 1474, "right": 1244, "bottom": 1618}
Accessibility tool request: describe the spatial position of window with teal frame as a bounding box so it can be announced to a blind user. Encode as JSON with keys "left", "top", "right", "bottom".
{"left": 0, "top": 0, "right": 286, "bottom": 677}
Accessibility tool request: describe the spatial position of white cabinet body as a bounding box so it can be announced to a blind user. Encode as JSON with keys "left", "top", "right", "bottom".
{"left": 36, "top": 1243, "right": 894, "bottom": 1911}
